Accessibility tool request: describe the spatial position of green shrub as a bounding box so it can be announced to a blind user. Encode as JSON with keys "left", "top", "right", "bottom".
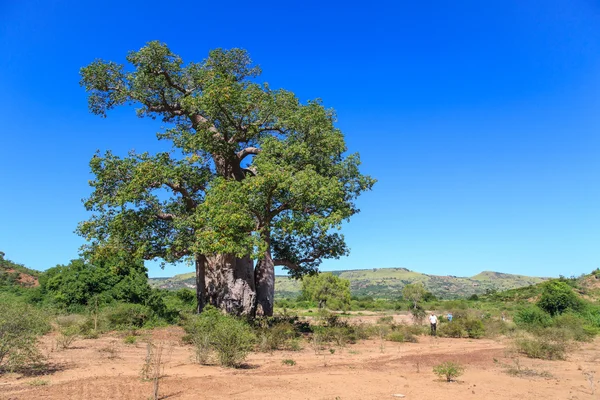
{"left": 56, "top": 325, "right": 80, "bottom": 350}
{"left": 0, "top": 303, "right": 50, "bottom": 373}
{"left": 387, "top": 331, "right": 417, "bottom": 343}
{"left": 438, "top": 321, "right": 466, "bottom": 338}
{"left": 103, "top": 303, "right": 153, "bottom": 330}
{"left": 515, "top": 328, "right": 569, "bottom": 360}
{"left": 514, "top": 307, "right": 552, "bottom": 329}
{"left": 515, "top": 337, "right": 567, "bottom": 360}
{"left": 537, "top": 281, "right": 583, "bottom": 316}
{"left": 124, "top": 335, "right": 137, "bottom": 345}
{"left": 433, "top": 361, "right": 465, "bottom": 382}
{"left": 552, "top": 313, "right": 594, "bottom": 342}
{"left": 463, "top": 319, "right": 485, "bottom": 339}
{"left": 257, "top": 322, "right": 296, "bottom": 352}
{"left": 282, "top": 359, "right": 296, "bottom": 366}
{"left": 184, "top": 306, "right": 255, "bottom": 367}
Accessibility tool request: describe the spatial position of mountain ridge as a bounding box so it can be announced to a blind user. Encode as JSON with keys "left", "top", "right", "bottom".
{"left": 149, "top": 267, "right": 551, "bottom": 299}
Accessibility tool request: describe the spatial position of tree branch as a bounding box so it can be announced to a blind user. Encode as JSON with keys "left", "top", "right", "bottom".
{"left": 158, "top": 70, "right": 189, "bottom": 94}
{"left": 156, "top": 213, "right": 176, "bottom": 221}
{"left": 237, "top": 146, "right": 261, "bottom": 161}
{"left": 165, "top": 182, "right": 197, "bottom": 210}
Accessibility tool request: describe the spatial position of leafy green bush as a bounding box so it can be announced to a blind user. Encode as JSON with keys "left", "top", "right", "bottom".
{"left": 387, "top": 331, "right": 417, "bottom": 343}
{"left": 514, "top": 307, "right": 552, "bottom": 329}
{"left": 552, "top": 313, "right": 595, "bottom": 342}
{"left": 433, "top": 361, "right": 465, "bottom": 382}
{"left": 256, "top": 322, "right": 297, "bottom": 352}
{"left": 184, "top": 306, "right": 255, "bottom": 367}
{"left": 515, "top": 337, "right": 567, "bottom": 360}
{"left": 41, "top": 258, "right": 151, "bottom": 311}
{"left": 537, "top": 281, "right": 583, "bottom": 316}
{"left": 0, "top": 303, "right": 50, "bottom": 373}
{"left": 103, "top": 303, "right": 153, "bottom": 330}
{"left": 438, "top": 321, "right": 466, "bottom": 338}
{"left": 56, "top": 325, "right": 80, "bottom": 350}
{"left": 463, "top": 319, "right": 485, "bottom": 339}
{"left": 515, "top": 328, "right": 570, "bottom": 360}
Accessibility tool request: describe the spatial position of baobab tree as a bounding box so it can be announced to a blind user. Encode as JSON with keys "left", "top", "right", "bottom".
{"left": 78, "top": 41, "right": 375, "bottom": 316}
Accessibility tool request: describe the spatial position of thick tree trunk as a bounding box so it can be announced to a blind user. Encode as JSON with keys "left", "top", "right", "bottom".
{"left": 195, "top": 254, "right": 207, "bottom": 314}
{"left": 254, "top": 244, "right": 275, "bottom": 317}
{"left": 205, "top": 254, "right": 256, "bottom": 316}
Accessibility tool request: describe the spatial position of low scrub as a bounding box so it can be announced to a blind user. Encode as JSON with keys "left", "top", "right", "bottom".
{"left": 437, "top": 317, "right": 484, "bottom": 339}
{"left": 0, "top": 303, "right": 50, "bottom": 373}
{"left": 514, "top": 329, "right": 570, "bottom": 360}
{"left": 103, "top": 303, "right": 154, "bottom": 330}
{"left": 184, "top": 306, "right": 255, "bottom": 367}
{"left": 433, "top": 361, "right": 464, "bottom": 382}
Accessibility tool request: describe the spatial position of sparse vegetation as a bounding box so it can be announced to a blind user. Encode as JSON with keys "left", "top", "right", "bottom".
{"left": 0, "top": 303, "right": 49, "bottom": 373}
{"left": 433, "top": 361, "right": 465, "bottom": 382}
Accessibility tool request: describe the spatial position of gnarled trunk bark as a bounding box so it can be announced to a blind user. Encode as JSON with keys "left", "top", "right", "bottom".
{"left": 254, "top": 237, "right": 275, "bottom": 317}
{"left": 195, "top": 254, "right": 207, "bottom": 314}
{"left": 205, "top": 254, "right": 256, "bottom": 316}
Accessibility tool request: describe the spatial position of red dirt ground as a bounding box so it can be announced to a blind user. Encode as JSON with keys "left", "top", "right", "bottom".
{"left": 1, "top": 326, "right": 598, "bottom": 400}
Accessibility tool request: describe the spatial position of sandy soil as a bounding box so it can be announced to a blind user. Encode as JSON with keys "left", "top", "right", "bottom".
{"left": 1, "top": 326, "right": 598, "bottom": 400}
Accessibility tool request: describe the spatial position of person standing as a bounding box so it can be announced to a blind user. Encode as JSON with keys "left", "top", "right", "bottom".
{"left": 447, "top": 312, "right": 453, "bottom": 322}
{"left": 429, "top": 313, "right": 438, "bottom": 336}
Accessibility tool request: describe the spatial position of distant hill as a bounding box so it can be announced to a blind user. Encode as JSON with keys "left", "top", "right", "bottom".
{"left": 0, "top": 252, "right": 40, "bottom": 288}
{"left": 149, "top": 267, "right": 550, "bottom": 300}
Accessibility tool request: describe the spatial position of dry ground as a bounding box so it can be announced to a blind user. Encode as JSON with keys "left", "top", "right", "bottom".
{"left": 1, "top": 325, "right": 599, "bottom": 400}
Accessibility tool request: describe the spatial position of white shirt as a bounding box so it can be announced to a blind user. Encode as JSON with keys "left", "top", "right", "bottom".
{"left": 429, "top": 315, "right": 438, "bottom": 324}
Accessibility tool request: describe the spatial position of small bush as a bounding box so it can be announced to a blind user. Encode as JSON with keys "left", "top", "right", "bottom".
{"left": 56, "top": 325, "right": 80, "bottom": 350}
{"left": 282, "top": 359, "right": 296, "bottom": 366}
{"left": 514, "top": 307, "right": 552, "bottom": 329}
{"left": 124, "top": 335, "right": 138, "bottom": 345}
{"left": 387, "top": 331, "right": 417, "bottom": 343}
{"left": 438, "top": 321, "right": 466, "bottom": 338}
{"left": 0, "top": 303, "right": 50, "bottom": 373}
{"left": 377, "top": 316, "right": 394, "bottom": 324}
{"left": 552, "top": 313, "right": 594, "bottom": 342}
{"left": 514, "top": 330, "right": 569, "bottom": 361}
{"left": 433, "top": 361, "right": 464, "bottom": 382}
{"left": 184, "top": 306, "right": 255, "bottom": 368}
{"left": 256, "top": 322, "right": 296, "bottom": 352}
{"left": 463, "top": 319, "right": 485, "bottom": 339}
{"left": 103, "top": 303, "right": 153, "bottom": 330}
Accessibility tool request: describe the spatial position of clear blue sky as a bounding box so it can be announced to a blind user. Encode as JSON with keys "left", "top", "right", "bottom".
{"left": 1, "top": 1, "right": 599, "bottom": 278}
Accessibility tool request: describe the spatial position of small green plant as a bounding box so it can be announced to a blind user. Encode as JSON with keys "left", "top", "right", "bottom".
{"left": 282, "top": 359, "right": 296, "bottom": 366}
{"left": 124, "top": 335, "right": 137, "bottom": 345}
{"left": 27, "top": 379, "right": 49, "bottom": 386}
{"left": 433, "top": 361, "right": 465, "bottom": 382}
{"left": 0, "top": 303, "right": 49, "bottom": 373}
{"left": 56, "top": 325, "right": 80, "bottom": 350}
{"left": 288, "top": 338, "right": 303, "bottom": 351}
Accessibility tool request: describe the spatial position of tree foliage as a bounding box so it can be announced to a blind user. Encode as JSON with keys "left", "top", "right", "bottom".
{"left": 41, "top": 257, "right": 150, "bottom": 310}
{"left": 300, "top": 273, "right": 351, "bottom": 310}
{"left": 402, "top": 283, "right": 427, "bottom": 309}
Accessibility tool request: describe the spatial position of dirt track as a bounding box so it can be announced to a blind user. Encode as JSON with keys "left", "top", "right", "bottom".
{"left": 1, "top": 326, "right": 598, "bottom": 400}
